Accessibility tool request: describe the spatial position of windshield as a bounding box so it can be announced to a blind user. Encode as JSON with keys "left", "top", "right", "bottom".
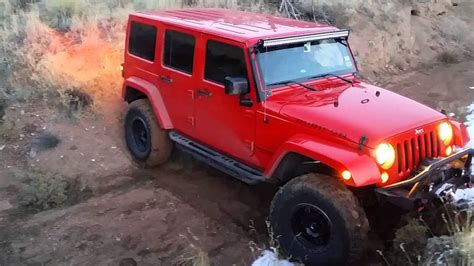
{"left": 257, "top": 38, "right": 356, "bottom": 87}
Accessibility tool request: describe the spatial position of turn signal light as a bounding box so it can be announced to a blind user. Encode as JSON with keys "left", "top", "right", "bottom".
{"left": 381, "top": 172, "right": 389, "bottom": 183}
{"left": 342, "top": 170, "right": 352, "bottom": 180}
{"left": 446, "top": 146, "right": 453, "bottom": 156}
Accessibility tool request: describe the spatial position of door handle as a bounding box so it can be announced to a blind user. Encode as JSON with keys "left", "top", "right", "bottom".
{"left": 196, "top": 89, "right": 212, "bottom": 97}
{"left": 159, "top": 75, "right": 173, "bottom": 83}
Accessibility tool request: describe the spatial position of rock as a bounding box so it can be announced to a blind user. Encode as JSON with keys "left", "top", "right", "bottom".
{"left": 119, "top": 258, "right": 137, "bottom": 266}
{"left": 74, "top": 241, "right": 87, "bottom": 250}
{"left": 0, "top": 200, "right": 13, "bottom": 212}
{"left": 29, "top": 133, "right": 60, "bottom": 155}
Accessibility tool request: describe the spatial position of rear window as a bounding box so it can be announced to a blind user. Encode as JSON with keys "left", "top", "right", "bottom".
{"left": 205, "top": 41, "right": 248, "bottom": 85}
{"left": 128, "top": 22, "right": 157, "bottom": 61}
{"left": 163, "top": 30, "right": 195, "bottom": 74}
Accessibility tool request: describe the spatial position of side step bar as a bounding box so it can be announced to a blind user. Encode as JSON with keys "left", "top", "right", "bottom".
{"left": 169, "top": 131, "right": 265, "bottom": 185}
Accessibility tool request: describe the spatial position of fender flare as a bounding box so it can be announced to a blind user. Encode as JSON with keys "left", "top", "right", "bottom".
{"left": 264, "top": 134, "right": 381, "bottom": 187}
{"left": 122, "top": 76, "right": 173, "bottom": 129}
{"left": 451, "top": 120, "right": 470, "bottom": 147}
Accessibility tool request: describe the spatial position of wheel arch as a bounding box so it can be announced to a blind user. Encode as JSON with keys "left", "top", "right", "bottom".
{"left": 122, "top": 77, "right": 173, "bottom": 129}
{"left": 264, "top": 134, "right": 382, "bottom": 187}
{"left": 269, "top": 152, "right": 337, "bottom": 185}
{"left": 451, "top": 120, "right": 470, "bottom": 147}
{"left": 124, "top": 86, "right": 147, "bottom": 103}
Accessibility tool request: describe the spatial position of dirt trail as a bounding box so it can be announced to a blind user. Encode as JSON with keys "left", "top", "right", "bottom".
{"left": 2, "top": 185, "right": 260, "bottom": 265}
{"left": 380, "top": 60, "right": 474, "bottom": 149}
{"left": 0, "top": 104, "right": 274, "bottom": 265}
{"left": 0, "top": 61, "right": 473, "bottom": 265}
{"left": 381, "top": 61, "right": 474, "bottom": 120}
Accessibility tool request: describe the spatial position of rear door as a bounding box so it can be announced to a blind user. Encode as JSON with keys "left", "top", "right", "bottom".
{"left": 157, "top": 28, "right": 197, "bottom": 136}
{"left": 125, "top": 19, "right": 160, "bottom": 94}
{"left": 193, "top": 37, "right": 257, "bottom": 164}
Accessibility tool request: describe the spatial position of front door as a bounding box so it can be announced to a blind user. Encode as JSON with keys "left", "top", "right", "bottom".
{"left": 194, "top": 37, "right": 256, "bottom": 164}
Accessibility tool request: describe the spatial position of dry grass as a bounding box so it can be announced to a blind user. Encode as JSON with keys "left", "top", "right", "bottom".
{"left": 422, "top": 209, "right": 474, "bottom": 265}
{"left": 0, "top": 0, "right": 272, "bottom": 117}
{"left": 174, "top": 231, "right": 211, "bottom": 266}
{"left": 1, "top": 0, "right": 473, "bottom": 264}
{"left": 382, "top": 206, "right": 474, "bottom": 265}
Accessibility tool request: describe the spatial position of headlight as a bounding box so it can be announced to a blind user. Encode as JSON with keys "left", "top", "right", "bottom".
{"left": 375, "top": 143, "right": 396, "bottom": 169}
{"left": 438, "top": 122, "right": 453, "bottom": 145}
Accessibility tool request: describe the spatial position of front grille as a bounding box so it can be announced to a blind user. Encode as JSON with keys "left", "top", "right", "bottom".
{"left": 395, "top": 130, "right": 441, "bottom": 174}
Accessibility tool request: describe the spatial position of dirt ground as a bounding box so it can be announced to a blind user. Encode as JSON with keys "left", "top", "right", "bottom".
{"left": 0, "top": 59, "right": 473, "bottom": 265}
{"left": 0, "top": 0, "right": 473, "bottom": 265}
{"left": 0, "top": 94, "right": 276, "bottom": 264}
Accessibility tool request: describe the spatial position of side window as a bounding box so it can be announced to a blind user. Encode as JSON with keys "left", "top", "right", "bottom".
{"left": 205, "top": 41, "right": 248, "bottom": 85}
{"left": 163, "top": 30, "right": 195, "bottom": 74}
{"left": 128, "top": 22, "right": 157, "bottom": 61}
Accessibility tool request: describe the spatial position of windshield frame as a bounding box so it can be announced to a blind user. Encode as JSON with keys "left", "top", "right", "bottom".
{"left": 254, "top": 37, "right": 358, "bottom": 92}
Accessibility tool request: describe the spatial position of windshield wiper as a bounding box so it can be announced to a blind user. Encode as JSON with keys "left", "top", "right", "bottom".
{"left": 268, "top": 80, "right": 317, "bottom": 91}
{"left": 311, "top": 73, "right": 353, "bottom": 84}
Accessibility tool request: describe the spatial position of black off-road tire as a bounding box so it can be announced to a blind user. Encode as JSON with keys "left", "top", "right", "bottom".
{"left": 270, "top": 173, "right": 369, "bottom": 265}
{"left": 124, "top": 99, "right": 172, "bottom": 167}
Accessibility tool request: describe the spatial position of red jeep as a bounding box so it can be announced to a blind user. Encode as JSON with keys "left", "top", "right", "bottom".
{"left": 121, "top": 8, "right": 472, "bottom": 265}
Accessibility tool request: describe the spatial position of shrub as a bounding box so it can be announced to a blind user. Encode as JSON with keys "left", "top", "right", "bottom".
{"left": 307, "top": 4, "right": 350, "bottom": 28}
{"left": 389, "top": 218, "right": 428, "bottom": 265}
{"left": 2, "top": 0, "right": 276, "bottom": 112}
{"left": 385, "top": 206, "right": 474, "bottom": 265}
{"left": 0, "top": 98, "right": 6, "bottom": 121}
{"left": 423, "top": 208, "right": 474, "bottom": 265}
{"left": 15, "top": 171, "right": 91, "bottom": 211}
{"left": 41, "top": 0, "right": 88, "bottom": 30}
{"left": 62, "top": 88, "right": 93, "bottom": 119}
{"left": 424, "top": 232, "right": 473, "bottom": 265}
{"left": 437, "top": 51, "right": 459, "bottom": 64}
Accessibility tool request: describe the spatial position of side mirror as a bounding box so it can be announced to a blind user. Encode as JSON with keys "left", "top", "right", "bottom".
{"left": 224, "top": 77, "right": 249, "bottom": 95}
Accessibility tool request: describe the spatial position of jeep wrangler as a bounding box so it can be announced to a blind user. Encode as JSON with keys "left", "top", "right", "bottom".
{"left": 121, "top": 8, "right": 472, "bottom": 265}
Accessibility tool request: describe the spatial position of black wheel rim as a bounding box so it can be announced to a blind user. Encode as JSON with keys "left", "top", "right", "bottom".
{"left": 131, "top": 117, "right": 150, "bottom": 153}
{"left": 291, "top": 203, "right": 332, "bottom": 248}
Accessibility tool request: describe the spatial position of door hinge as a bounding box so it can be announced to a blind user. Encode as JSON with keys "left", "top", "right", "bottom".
{"left": 187, "top": 116, "right": 195, "bottom": 126}
{"left": 244, "top": 140, "right": 255, "bottom": 152}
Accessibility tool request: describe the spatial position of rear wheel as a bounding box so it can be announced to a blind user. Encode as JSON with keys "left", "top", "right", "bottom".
{"left": 270, "top": 173, "right": 369, "bottom": 265}
{"left": 124, "top": 99, "right": 172, "bottom": 167}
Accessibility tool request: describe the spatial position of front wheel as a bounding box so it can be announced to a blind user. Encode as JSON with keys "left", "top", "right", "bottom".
{"left": 270, "top": 173, "right": 369, "bottom": 265}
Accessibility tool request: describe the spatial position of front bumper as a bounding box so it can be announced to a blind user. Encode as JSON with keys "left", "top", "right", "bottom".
{"left": 375, "top": 148, "right": 473, "bottom": 210}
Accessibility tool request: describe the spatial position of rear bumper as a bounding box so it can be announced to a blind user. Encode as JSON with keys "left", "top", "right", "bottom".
{"left": 375, "top": 148, "right": 473, "bottom": 210}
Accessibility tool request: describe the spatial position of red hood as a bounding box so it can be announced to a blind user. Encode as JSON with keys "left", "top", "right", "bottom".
{"left": 269, "top": 82, "right": 446, "bottom": 148}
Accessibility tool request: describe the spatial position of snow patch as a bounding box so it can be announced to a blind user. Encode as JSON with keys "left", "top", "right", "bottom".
{"left": 450, "top": 187, "right": 474, "bottom": 206}
{"left": 252, "top": 250, "right": 295, "bottom": 266}
{"left": 437, "top": 183, "right": 474, "bottom": 208}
